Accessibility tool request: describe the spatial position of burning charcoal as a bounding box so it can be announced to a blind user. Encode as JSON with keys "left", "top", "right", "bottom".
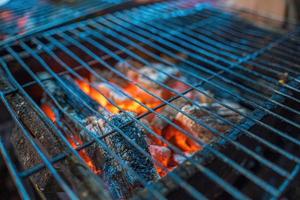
{"left": 92, "top": 59, "right": 143, "bottom": 88}
{"left": 149, "top": 145, "right": 173, "bottom": 177}
{"left": 41, "top": 73, "right": 158, "bottom": 199}
{"left": 96, "top": 83, "right": 129, "bottom": 104}
{"left": 208, "top": 100, "right": 246, "bottom": 125}
{"left": 1, "top": 71, "right": 111, "bottom": 200}
{"left": 41, "top": 73, "right": 106, "bottom": 172}
{"left": 86, "top": 112, "right": 159, "bottom": 199}
{"left": 175, "top": 105, "right": 217, "bottom": 144}
{"left": 175, "top": 101, "right": 246, "bottom": 145}
{"left": 129, "top": 63, "right": 180, "bottom": 89}
{"left": 39, "top": 73, "right": 101, "bottom": 120}
{"left": 149, "top": 145, "right": 172, "bottom": 175}
{"left": 150, "top": 97, "right": 189, "bottom": 132}
{"left": 191, "top": 90, "right": 214, "bottom": 105}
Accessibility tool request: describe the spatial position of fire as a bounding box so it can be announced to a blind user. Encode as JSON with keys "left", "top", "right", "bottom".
{"left": 41, "top": 104, "right": 56, "bottom": 122}
{"left": 42, "top": 70, "right": 205, "bottom": 177}
{"left": 76, "top": 76, "right": 203, "bottom": 176}
{"left": 76, "top": 79, "right": 162, "bottom": 114}
{"left": 68, "top": 136, "right": 101, "bottom": 175}
{"left": 42, "top": 103, "right": 101, "bottom": 174}
{"left": 165, "top": 124, "right": 202, "bottom": 153}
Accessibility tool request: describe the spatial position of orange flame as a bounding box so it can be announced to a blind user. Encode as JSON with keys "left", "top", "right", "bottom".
{"left": 76, "top": 79, "right": 162, "bottom": 114}
{"left": 164, "top": 124, "right": 202, "bottom": 153}
{"left": 41, "top": 104, "right": 56, "bottom": 122}
{"left": 68, "top": 136, "right": 101, "bottom": 175}
{"left": 76, "top": 77, "right": 204, "bottom": 176}
{"left": 42, "top": 103, "right": 100, "bottom": 174}
{"left": 42, "top": 76, "right": 205, "bottom": 177}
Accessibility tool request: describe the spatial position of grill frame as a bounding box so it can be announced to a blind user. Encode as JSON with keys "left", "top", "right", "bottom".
{"left": 0, "top": 1, "right": 300, "bottom": 199}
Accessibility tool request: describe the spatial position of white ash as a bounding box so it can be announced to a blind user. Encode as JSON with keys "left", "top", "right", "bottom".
{"left": 96, "top": 82, "right": 129, "bottom": 102}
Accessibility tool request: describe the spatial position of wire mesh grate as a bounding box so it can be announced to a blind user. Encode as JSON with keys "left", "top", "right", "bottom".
{"left": 0, "top": 0, "right": 300, "bottom": 199}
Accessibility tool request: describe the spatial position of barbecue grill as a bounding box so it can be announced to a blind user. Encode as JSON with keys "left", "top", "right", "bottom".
{"left": 0, "top": 0, "right": 299, "bottom": 199}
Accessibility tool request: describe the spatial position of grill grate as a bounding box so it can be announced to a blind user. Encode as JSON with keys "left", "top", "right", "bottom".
{"left": 0, "top": 0, "right": 300, "bottom": 199}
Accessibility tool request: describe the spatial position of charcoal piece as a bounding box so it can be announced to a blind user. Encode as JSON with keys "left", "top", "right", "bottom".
{"left": 87, "top": 113, "right": 159, "bottom": 199}
{"left": 175, "top": 101, "right": 246, "bottom": 144}
{"left": 210, "top": 100, "right": 246, "bottom": 124}
{"left": 101, "top": 113, "right": 159, "bottom": 182}
{"left": 150, "top": 97, "right": 188, "bottom": 131}
{"left": 42, "top": 74, "right": 158, "bottom": 199}
{"left": 0, "top": 70, "right": 111, "bottom": 200}
{"left": 128, "top": 63, "right": 180, "bottom": 89}
{"left": 96, "top": 82, "right": 130, "bottom": 103}
{"left": 91, "top": 59, "right": 142, "bottom": 87}
{"left": 175, "top": 105, "right": 216, "bottom": 144}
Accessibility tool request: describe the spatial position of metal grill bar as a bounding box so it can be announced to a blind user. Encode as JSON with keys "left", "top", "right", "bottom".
{"left": 0, "top": 1, "right": 299, "bottom": 199}
{"left": 0, "top": 94, "right": 78, "bottom": 199}
{"left": 1, "top": 48, "right": 171, "bottom": 200}
{"left": 60, "top": 28, "right": 298, "bottom": 172}
{"left": 97, "top": 12, "right": 298, "bottom": 118}
{"left": 0, "top": 138, "right": 30, "bottom": 200}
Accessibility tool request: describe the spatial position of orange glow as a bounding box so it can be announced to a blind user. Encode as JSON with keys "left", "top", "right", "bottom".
{"left": 76, "top": 79, "right": 162, "bottom": 114}
{"left": 41, "top": 104, "right": 56, "bottom": 122}
{"left": 75, "top": 77, "right": 205, "bottom": 176}
{"left": 149, "top": 145, "right": 172, "bottom": 177}
{"left": 68, "top": 136, "right": 101, "bottom": 175}
{"left": 165, "top": 124, "right": 202, "bottom": 153}
{"left": 42, "top": 101, "right": 100, "bottom": 175}
{"left": 42, "top": 72, "right": 205, "bottom": 177}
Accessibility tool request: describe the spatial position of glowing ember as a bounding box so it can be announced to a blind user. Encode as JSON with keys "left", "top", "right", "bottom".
{"left": 41, "top": 104, "right": 56, "bottom": 122}
{"left": 42, "top": 103, "right": 101, "bottom": 175}
{"left": 164, "top": 124, "right": 202, "bottom": 153}
{"left": 68, "top": 136, "right": 101, "bottom": 175}
{"left": 42, "top": 65, "right": 210, "bottom": 177}
{"left": 76, "top": 79, "right": 162, "bottom": 114}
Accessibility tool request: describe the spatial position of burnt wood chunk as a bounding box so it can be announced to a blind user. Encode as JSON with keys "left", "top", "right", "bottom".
{"left": 42, "top": 74, "right": 158, "bottom": 199}
{"left": 150, "top": 97, "right": 188, "bottom": 131}
{"left": 130, "top": 63, "right": 180, "bottom": 89}
{"left": 175, "top": 101, "right": 245, "bottom": 144}
{"left": 175, "top": 105, "right": 216, "bottom": 144}
{"left": 0, "top": 70, "right": 111, "bottom": 199}
{"left": 87, "top": 113, "right": 159, "bottom": 199}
